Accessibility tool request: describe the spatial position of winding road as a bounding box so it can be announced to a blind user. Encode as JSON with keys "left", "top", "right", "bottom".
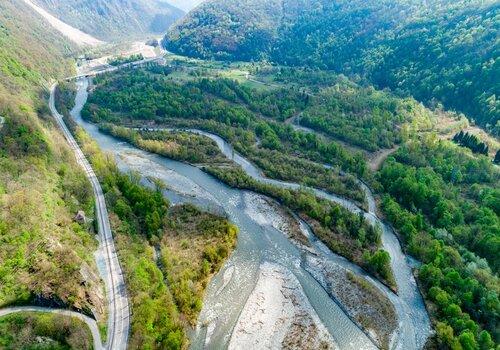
{"left": 0, "top": 306, "right": 103, "bottom": 350}
{"left": 1, "top": 56, "right": 426, "bottom": 349}
{"left": 49, "top": 84, "right": 130, "bottom": 350}
{"left": 0, "top": 64, "right": 135, "bottom": 349}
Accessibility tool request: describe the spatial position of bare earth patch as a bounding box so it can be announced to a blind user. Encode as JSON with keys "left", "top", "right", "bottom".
{"left": 21, "top": 0, "right": 102, "bottom": 47}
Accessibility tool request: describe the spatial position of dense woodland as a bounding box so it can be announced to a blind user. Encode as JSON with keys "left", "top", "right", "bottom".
{"left": 85, "top": 64, "right": 499, "bottom": 348}
{"left": 83, "top": 68, "right": 370, "bottom": 187}
{"left": 83, "top": 67, "right": 410, "bottom": 288}
{"left": 378, "top": 137, "right": 499, "bottom": 348}
{"left": 32, "top": 0, "right": 184, "bottom": 41}
{"left": 83, "top": 65, "right": 436, "bottom": 170}
{"left": 165, "top": 0, "right": 499, "bottom": 134}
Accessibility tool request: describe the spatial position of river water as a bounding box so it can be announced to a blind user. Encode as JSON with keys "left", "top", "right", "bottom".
{"left": 71, "top": 78, "right": 430, "bottom": 350}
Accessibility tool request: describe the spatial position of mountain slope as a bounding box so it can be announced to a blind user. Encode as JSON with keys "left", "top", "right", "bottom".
{"left": 21, "top": 0, "right": 102, "bottom": 47}
{"left": 0, "top": 0, "right": 105, "bottom": 324}
{"left": 33, "top": 0, "right": 185, "bottom": 41}
{"left": 165, "top": 0, "right": 204, "bottom": 12}
{"left": 165, "top": 0, "right": 500, "bottom": 134}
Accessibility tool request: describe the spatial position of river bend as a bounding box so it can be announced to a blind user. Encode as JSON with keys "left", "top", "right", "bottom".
{"left": 71, "top": 78, "right": 430, "bottom": 350}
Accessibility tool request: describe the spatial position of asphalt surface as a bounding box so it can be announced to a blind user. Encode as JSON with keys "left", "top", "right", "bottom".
{"left": 0, "top": 306, "right": 103, "bottom": 350}
{"left": 49, "top": 84, "right": 130, "bottom": 350}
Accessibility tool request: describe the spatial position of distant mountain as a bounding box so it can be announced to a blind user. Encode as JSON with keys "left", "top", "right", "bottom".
{"left": 0, "top": 0, "right": 74, "bottom": 96}
{"left": 165, "top": 0, "right": 500, "bottom": 134}
{"left": 165, "top": 0, "right": 205, "bottom": 12}
{"left": 33, "top": 0, "right": 185, "bottom": 41}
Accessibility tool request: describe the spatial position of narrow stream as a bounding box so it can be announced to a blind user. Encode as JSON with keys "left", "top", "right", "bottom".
{"left": 71, "top": 78, "right": 430, "bottom": 350}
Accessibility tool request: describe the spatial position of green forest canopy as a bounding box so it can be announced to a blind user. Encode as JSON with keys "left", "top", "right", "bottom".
{"left": 165, "top": 0, "right": 500, "bottom": 134}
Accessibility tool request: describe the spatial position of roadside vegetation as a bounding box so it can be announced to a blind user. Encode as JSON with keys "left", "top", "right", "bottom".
{"left": 71, "top": 123, "right": 238, "bottom": 349}
{"left": 0, "top": 312, "right": 93, "bottom": 350}
{"left": 108, "top": 54, "right": 144, "bottom": 66}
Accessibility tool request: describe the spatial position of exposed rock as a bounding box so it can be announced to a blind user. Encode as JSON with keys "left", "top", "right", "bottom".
{"left": 74, "top": 210, "right": 86, "bottom": 224}
{"left": 80, "top": 261, "right": 106, "bottom": 322}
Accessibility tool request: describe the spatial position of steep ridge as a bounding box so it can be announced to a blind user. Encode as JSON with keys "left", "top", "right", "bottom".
{"left": 34, "top": 0, "right": 185, "bottom": 41}
{"left": 0, "top": 0, "right": 107, "bottom": 346}
{"left": 21, "top": 0, "right": 103, "bottom": 46}
{"left": 165, "top": 0, "right": 500, "bottom": 134}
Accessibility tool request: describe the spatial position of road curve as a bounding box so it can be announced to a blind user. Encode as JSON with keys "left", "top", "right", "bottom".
{"left": 49, "top": 84, "right": 130, "bottom": 350}
{"left": 0, "top": 306, "right": 103, "bottom": 350}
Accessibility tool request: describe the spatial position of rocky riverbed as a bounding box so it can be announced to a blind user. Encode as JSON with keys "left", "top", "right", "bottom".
{"left": 228, "top": 262, "right": 336, "bottom": 350}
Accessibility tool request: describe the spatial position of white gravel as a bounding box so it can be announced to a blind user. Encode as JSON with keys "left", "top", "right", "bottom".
{"left": 118, "top": 152, "right": 219, "bottom": 204}
{"left": 228, "top": 262, "right": 336, "bottom": 350}
{"left": 244, "top": 193, "right": 291, "bottom": 234}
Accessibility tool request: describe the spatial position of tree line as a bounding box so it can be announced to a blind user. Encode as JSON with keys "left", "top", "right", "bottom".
{"left": 378, "top": 136, "right": 499, "bottom": 349}
{"left": 453, "top": 131, "right": 489, "bottom": 156}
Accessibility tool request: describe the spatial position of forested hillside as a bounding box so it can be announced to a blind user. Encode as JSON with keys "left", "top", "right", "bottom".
{"left": 0, "top": 0, "right": 105, "bottom": 342}
{"left": 33, "top": 0, "right": 185, "bottom": 41}
{"left": 165, "top": 0, "right": 499, "bottom": 134}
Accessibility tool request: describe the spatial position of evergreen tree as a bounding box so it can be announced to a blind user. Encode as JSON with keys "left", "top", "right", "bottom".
{"left": 452, "top": 131, "right": 489, "bottom": 155}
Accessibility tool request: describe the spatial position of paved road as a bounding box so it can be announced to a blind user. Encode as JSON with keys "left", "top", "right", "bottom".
{"left": 49, "top": 84, "right": 130, "bottom": 350}
{"left": 0, "top": 306, "right": 103, "bottom": 350}
{"left": 0, "top": 54, "right": 156, "bottom": 349}
{"left": 67, "top": 57, "right": 163, "bottom": 80}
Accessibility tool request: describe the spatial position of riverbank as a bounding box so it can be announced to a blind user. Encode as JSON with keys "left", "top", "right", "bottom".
{"left": 305, "top": 256, "right": 397, "bottom": 349}
{"left": 69, "top": 78, "right": 379, "bottom": 350}
{"left": 59, "top": 81, "right": 240, "bottom": 349}
{"left": 68, "top": 75, "right": 432, "bottom": 349}
{"left": 92, "top": 122, "right": 395, "bottom": 289}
